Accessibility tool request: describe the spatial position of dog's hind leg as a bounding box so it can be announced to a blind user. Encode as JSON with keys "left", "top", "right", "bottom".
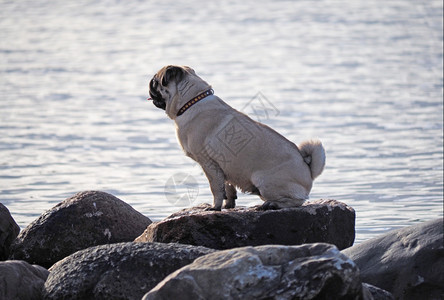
{"left": 223, "top": 182, "right": 237, "bottom": 209}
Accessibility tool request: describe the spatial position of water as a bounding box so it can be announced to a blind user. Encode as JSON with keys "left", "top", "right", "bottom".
{"left": 1, "top": 0, "right": 442, "bottom": 244}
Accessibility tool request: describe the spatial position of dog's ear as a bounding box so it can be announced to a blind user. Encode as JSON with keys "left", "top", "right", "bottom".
{"left": 161, "top": 65, "right": 185, "bottom": 86}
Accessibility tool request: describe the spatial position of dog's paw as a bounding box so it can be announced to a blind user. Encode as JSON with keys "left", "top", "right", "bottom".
{"left": 223, "top": 203, "right": 235, "bottom": 209}
{"left": 223, "top": 199, "right": 236, "bottom": 209}
{"left": 205, "top": 206, "right": 222, "bottom": 211}
{"left": 257, "top": 201, "right": 280, "bottom": 211}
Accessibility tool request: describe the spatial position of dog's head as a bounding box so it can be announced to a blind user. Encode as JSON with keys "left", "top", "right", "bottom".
{"left": 148, "top": 65, "right": 211, "bottom": 119}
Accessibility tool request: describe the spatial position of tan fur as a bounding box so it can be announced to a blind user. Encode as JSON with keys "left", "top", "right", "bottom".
{"left": 150, "top": 65, "right": 326, "bottom": 210}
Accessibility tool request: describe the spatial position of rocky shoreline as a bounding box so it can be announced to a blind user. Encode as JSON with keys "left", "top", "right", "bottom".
{"left": 1, "top": 191, "right": 442, "bottom": 299}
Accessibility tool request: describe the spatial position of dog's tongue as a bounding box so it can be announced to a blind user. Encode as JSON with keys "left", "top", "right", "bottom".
{"left": 147, "top": 98, "right": 152, "bottom": 101}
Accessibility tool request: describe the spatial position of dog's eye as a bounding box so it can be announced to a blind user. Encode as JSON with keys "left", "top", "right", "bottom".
{"left": 161, "top": 77, "right": 167, "bottom": 87}
{"left": 150, "top": 78, "right": 158, "bottom": 90}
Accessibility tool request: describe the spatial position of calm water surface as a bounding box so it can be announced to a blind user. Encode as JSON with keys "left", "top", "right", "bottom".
{"left": 1, "top": 0, "right": 442, "bottom": 244}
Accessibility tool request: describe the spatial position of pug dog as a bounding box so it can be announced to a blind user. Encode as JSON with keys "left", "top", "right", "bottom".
{"left": 148, "top": 65, "right": 325, "bottom": 211}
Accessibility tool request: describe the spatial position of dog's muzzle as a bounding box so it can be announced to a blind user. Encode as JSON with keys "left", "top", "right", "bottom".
{"left": 149, "top": 78, "right": 166, "bottom": 110}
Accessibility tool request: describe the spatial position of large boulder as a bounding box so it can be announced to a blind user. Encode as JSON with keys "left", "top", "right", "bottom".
{"left": 9, "top": 191, "right": 152, "bottom": 268}
{"left": 343, "top": 218, "right": 444, "bottom": 300}
{"left": 143, "top": 243, "right": 364, "bottom": 300}
{"left": 135, "top": 200, "right": 355, "bottom": 250}
{"left": 43, "top": 242, "right": 215, "bottom": 300}
{"left": 0, "top": 260, "right": 49, "bottom": 300}
{"left": 0, "top": 203, "right": 20, "bottom": 260}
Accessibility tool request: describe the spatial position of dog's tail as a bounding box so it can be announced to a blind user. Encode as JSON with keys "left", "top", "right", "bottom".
{"left": 298, "top": 139, "right": 326, "bottom": 180}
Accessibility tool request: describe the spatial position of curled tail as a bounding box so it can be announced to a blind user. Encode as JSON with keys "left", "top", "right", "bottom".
{"left": 298, "top": 139, "right": 326, "bottom": 180}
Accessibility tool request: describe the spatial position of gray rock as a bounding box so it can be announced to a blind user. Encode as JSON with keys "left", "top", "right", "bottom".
{"left": 9, "top": 191, "right": 152, "bottom": 268}
{"left": 343, "top": 218, "right": 444, "bottom": 300}
{"left": 143, "top": 243, "right": 364, "bottom": 300}
{"left": 43, "top": 242, "right": 215, "bottom": 300}
{"left": 0, "top": 260, "right": 49, "bottom": 300}
{"left": 135, "top": 199, "right": 355, "bottom": 250}
{"left": 362, "top": 283, "right": 394, "bottom": 300}
{"left": 0, "top": 203, "right": 20, "bottom": 260}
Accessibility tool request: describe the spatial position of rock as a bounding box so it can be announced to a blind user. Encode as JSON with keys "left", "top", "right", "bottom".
{"left": 43, "top": 242, "right": 215, "bottom": 300}
{"left": 343, "top": 218, "right": 444, "bottom": 300}
{"left": 0, "top": 260, "right": 49, "bottom": 300}
{"left": 362, "top": 283, "right": 394, "bottom": 300}
{"left": 143, "top": 243, "right": 364, "bottom": 300}
{"left": 135, "top": 199, "right": 355, "bottom": 250}
{"left": 9, "top": 191, "right": 152, "bottom": 268}
{"left": 0, "top": 203, "right": 20, "bottom": 260}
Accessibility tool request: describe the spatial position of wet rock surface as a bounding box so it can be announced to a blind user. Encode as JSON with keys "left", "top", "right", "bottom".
{"left": 9, "top": 191, "right": 152, "bottom": 268}
{"left": 0, "top": 203, "right": 20, "bottom": 260}
{"left": 0, "top": 260, "right": 49, "bottom": 300}
{"left": 362, "top": 283, "right": 394, "bottom": 300}
{"left": 135, "top": 200, "right": 355, "bottom": 250}
{"left": 43, "top": 242, "right": 215, "bottom": 300}
{"left": 143, "top": 243, "right": 364, "bottom": 300}
{"left": 343, "top": 218, "right": 444, "bottom": 300}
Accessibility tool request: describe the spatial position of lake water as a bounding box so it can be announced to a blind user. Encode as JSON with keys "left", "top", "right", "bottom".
{"left": 1, "top": 0, "right": 442, "bottom": 244}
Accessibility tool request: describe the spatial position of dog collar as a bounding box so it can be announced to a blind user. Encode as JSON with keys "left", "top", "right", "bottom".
{"left": 177, "top": 89, "right": 214, "bottom": 117}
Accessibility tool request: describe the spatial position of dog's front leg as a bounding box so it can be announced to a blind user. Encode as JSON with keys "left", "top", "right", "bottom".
{"left": 200, "top": 161, "right": 226, "bottom": 211}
